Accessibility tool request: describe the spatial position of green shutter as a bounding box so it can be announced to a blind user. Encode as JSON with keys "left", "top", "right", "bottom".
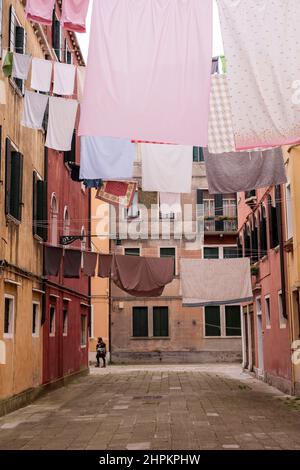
{"left": 37, "top": 180, "right": 48, "bottom": 241}
{"left": 225, "top": 306, "right": 241, "bottom": 336}
{"left": 153, "top": 307, "right": 169, "bottom": 337}
{"left": 132, "top": 307, "right": 148, "bottom": 337}
{"left": 5, "top": 138, "right": 12, "bottom": 215}
{"left": 32, "top": 171, "right": 38, "bottom": 236}
{"left": 10, "top": 152, "right": 23, "bottom": 221}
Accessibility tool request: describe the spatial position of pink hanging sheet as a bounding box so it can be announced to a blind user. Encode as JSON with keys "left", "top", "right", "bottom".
{"left": 79, "top": 0, "right": 212, "bottom": 146}
{"left": 25, "top": 0, "right": 55, "bottom": 25}
{"left": 61, "top": 0, "right": 90, "bottom": 33}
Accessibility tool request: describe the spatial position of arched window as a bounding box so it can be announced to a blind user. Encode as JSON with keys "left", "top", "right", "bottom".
{"left": 63, "top": 206, "right": 70, "bottom": 236}
{"left": 50, "top": 193, "right": 58, "bottom": 246}
{"left": 81, "top": 226, "right": 86, "bottom": 252}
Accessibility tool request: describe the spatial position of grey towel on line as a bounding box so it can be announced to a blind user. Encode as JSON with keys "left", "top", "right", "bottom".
{"left": 44, "top": 246, "right": 63, "bottom": 277}
{"left": 204, "top": 147, "right": 287, "bottom": 194}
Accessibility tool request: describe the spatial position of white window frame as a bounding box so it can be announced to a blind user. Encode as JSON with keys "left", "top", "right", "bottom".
{"left": 124, "top": 246, "right": 141, "bottom": 257}
{"left": 278, "top": 290, "right": 287, "bottom": 329}
{"left": 203, "top": 245, "right": 238, "bottom": 260}
{"left": 63, "top": 308, "right": 68, "bottom": 337}
{"left": 32, "top": 301, "right": 40, "bottom": 338}
{"left": 264, "top": 295, "right": 271, "bottom": 329}
{"left": 285, "top": 183, "right": 293, "bottom": 240}
{"left": 49, "top": 305, "right": 56, "bottom": 337}
{"left": 81, "top": 314, "right": 87, "bottom": 348}
{"left": 4, "top": 294, "right": 15, "bottom": 339}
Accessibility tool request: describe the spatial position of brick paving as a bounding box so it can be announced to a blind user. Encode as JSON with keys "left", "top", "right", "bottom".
{"left": 0, "top": 364, "right": 300, "bottom": 450}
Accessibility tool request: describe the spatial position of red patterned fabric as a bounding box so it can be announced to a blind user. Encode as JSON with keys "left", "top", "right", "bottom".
{"left": 96, "top": 181, "right": 137, "bottom": 208}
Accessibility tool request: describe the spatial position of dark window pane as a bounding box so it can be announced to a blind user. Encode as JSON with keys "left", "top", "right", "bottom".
{"left": 32, "top": 304, "right": 37, "bottom": 334}
{"left": 205, "top": 306, "right": 221, "bottom": 336}
{"left": 153, "top": 307, "right": 169, "bottom": 337}
{"left": 204, "top": 247, "right": 219, "bottom": 259}
{"left": 223, "top": 247, "right": 238, "bottom": 259}
{"left": 225, "top": 305, "right": 241, "bottom": 336}
{"left": 133, "top": 307, "right": 148, "bottom": 337}
{"left": 64, "top": 130, "right": 76, "bottom": 163}
{"left": 125, "top": 248, "right": 140, "bottom": 257}
{"left": 50, "top": 306, "right": 55, "bottom": 335}
{"left": 160, "top": 248, "right": 175, "bottom": 275}
{"left": 193, "top": 147, "right": 204, "bottom": 162}
{"left": 4, "top": 298, "right": 10, "bottom": 334}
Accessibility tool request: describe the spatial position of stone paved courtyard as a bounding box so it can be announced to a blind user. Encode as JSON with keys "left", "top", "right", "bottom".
{"left": 0, "top": 364, "right": 300, "bottom": 450}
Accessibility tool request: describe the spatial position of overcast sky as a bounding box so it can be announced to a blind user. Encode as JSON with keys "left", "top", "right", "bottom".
{"left": 77, "top": 0, "right": 224, "bottom": 63}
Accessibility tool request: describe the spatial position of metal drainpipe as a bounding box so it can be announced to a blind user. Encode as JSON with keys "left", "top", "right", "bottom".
{"left": 276, "top": 185, "right": 295, "bottom": 395}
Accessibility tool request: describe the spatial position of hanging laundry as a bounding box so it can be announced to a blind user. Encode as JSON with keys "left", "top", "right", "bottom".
{"left": 44, "top": 246, "right": 63, "bottom": 276}
{"left": 141, "top": 144, "right": 193, "bottom": 194}
{"left": 45, "top": 97, "right": 78, "bottom": 151}
{"left": 83, "top": 252, "right": 98, "bottom": 277}
{"left": 64, "top": 249, "right": 82, "bottom": 278}
{"left": 53, "top": 62, "right": 76, "bottom": 96}
{"left": 76, "top": 66, "right": 86, "bottom": 102}
{"left": 31, "top": 58, "right": 53, "bottom": 93}
{"left": 12, "top": 53, "right": 32, "bottom": 80}
{"left": 138, "top": 191, "right": 158, "bottom": 209}
{"left": 220, "top": 55, "right": 227, "bottom": 74}
{"left": 0, "top": 80, "right": 6, "bottom": 105}
{"left": 78, "top": 0, "right": 213, "bottom": 146}
{"left": 160, "top": 193, "right": 181, "bottom": 216}
{"left": 96, "top": 181, "right": 137, "bottom": 208}
{"left": 98, "top": 254, "right": 113, "bottom": 278}
{"left": 21, "top": 90, "right": 49, "bottom": 130}
{"left": 180, "top": 258, "right": 252, "bottom": 307}
{"left": 25, "top": 0, "right": 55, "bottom": 25}
{"left": 61, "top": 0, "right": 90, "bottom": 33}
{"left": 83, "top": 179, "right": 103, "bottom": 189}
{"left": 99, "top": 254, "right": 174, "bottom": 297}
{"left": 204, "top": 147, "right": 287, "bottom": 195}
{"left": 80, "top": 136, "right": 135, "bottom": 180}
{"left": 208, "top": 74, "right": 235, "bottom": 154}
{"left": 211, "top": 57, "right": 219, "bottom": 74}
{"left": 217, "top": 0, "right": 300, "bottom": 150}
{"left": 2, "top": 51, "right": 13, "bottom": 78}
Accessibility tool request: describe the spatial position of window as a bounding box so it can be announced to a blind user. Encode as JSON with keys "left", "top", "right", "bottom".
{"left": 4, "top": 296, "right": 14, "bottom": 337}
{"left": 65, "top": 40, "right": 72, "bottom": 64}
{"left": 204, "top": 247, "right": 219, "bottom": 259}
{"left": 127, "top": 192, "right": 139, "bottom": 219}
{"left": 153, "top": 307, "right": 169, "bottom": 337}
{"left": 278, "top": 291, "right": 287, "bottom": 328}
{"left": 193, "top": 147, "right": 204, "bottom": 162}
{"left": 52, "top": 12, "right": 61, "bottom": 60}
{"left": 49, "top": 306, "right": 56, "bottom": 336}
{"left": 63, "top": 308, "right": 68, "bottom": 336}
{"left": 268, "top": 194, "right": 279, "bottom": 249}
{"left": 160, "top": 247, "right": 176, "bottom": 275}
{"left": 260, "top": 207, "right": 268, "bottom": 257}
{"left": 64, "top": 130, "right": 76, "bottom": 163}
{"left": 223, "top": 247, "right": 238, "bottom": 258}
{"left": 81, "top": 315, "right": 87, "bottom": 346}
{"left": 225, "top": 306, "right": 241, "bottom": 336}
{"left": 9, "top": 6, "right": 26, "bottom": 93}
{"left": 33, "top": 172, "right": 48, "bottom": 241}
{"left": 286, "top": 183, "right": 293, "bottom": 240}
{"left": 265, "top": 296, "right": 271, "bottom": 328}
{"left": 88, "top": 305, "right": 94, "bottom": 339}
{"left": 63, "top": 207, "right": 70, "bottom": 236}
{"left": 204, "top": 198, "right": 215, "bottom": 232}
{"left": 205, "top": 306, "right": 221, "bottom": 336}
{"left": 223, "top": 198, "right": 237, "bottom": 232}
{"left": 125, "top": 247, "right": 140, "bottom": 256}
{"left": 50, "top": 193, "right": 58, "bottom": 246}
{"left": 32, "top": 303, "right": 40, "bottom": 336}
{"left": 245, "top": 190, "right": 256, "bottom": 200}
{"left": 5, "top": 138, "right": 23, "bottom": 222}
{"left": 132, "top": 307, "right": 148, "bottom": 337}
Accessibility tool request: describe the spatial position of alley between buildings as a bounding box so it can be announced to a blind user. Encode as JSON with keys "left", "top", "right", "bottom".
{"left": 0, "top": 364, "right": 300, "bottom": 451}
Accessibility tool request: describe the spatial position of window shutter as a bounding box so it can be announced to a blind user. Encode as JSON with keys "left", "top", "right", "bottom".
{"left": 197, "top": 189, "right": 204, "bottom": 205}
{"left": 10, "top": 152, "right": 23, "bottom": 221}
{"left": 9, "top": 5, "right": 15, "bottom": 51}
{"left": 5, "top": 138, "right": 12, "bottom": 215}
{"left": 15, "top": 25, "right": 25, "bottom": 53}
{"left": 64, "top": 130, "right": 76, "bottom": 163}
{"left": 37, "top": 180, "right": 48, "bottom": 241}
{"left": 0, "top": 1, "right": 3, "bottom": 57}
{"left": 133, "top": 307, "right": 148, "bottom": 337}
{"left": 214, "top": 194, "right": 224, "bottom": 231}
{"left": 32, "top": 171, "right": 38, "bottom": 236}
{"left": 153, "top": 307, "right": 169, "bottom": 337}
{"left": 52, "top": 12, "right": 61, "bottom": 60}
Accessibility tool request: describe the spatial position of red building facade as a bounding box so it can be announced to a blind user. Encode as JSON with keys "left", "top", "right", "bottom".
{"left": 238, "top": 187, "right": 292, "bottom": 393}
{"left": 42, "top": 3, "right": 90, "bottom": 384}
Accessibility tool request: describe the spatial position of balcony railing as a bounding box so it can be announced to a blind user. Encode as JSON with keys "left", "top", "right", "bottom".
{"left": 204, "top": 216, "right": 238, "bottom": 233}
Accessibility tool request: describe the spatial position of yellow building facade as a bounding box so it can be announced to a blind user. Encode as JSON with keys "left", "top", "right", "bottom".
{"left": 89, "top": 192, "right": 110, "bottom": 362}
{"left": 0, "top": 0, "right": 48, "bottom": 412}
{"left": 283, "top": 146, "right": 300, "bottom": 395}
